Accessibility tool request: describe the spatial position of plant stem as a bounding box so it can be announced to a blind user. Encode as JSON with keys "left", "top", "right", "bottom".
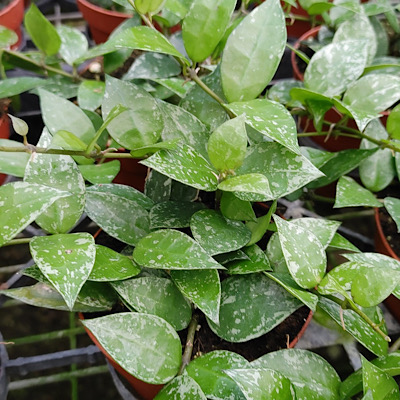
{"left": 389, "top": 336, "right": 400, "bottom": 352}
{"left": 4, "top": 49, "right": 80, "bottom": 81}
{"left": 125, "top": 0, "right": 156, "bottom": 30}
{"left": 2, "top": 237, "right": 32, "bottom": 247}
{"left": 326, "top": 209, "right": 375, "bottom": 221}
{"left": 69, "top": 313, "right": 78, "bottom": 400}
{"left": 286, "top": 43, "right": 310, "bottom": 64}
{"left": 297, "top": 131, "right": 358, "bottom": 139}
{"left": 178, "top": 313, "right": 199, "bottom": 375}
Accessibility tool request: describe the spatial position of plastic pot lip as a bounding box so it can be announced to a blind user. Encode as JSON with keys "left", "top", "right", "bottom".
{"left": 290, "top": 25, "right": 321, "bottom": 82}
{"left": 374, "top": 207, "right": 399, "bottom": 261}
{"left": 0, "top": 0, "right": 23, "bottom": 18}
{"left": 76, "top": 0, "right": 131, "bottom": 19}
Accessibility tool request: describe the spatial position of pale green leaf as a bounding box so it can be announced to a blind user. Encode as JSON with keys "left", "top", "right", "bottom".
{"left": 78, "top": 161, "right": 120, "bottom": 184}
{"left": 57, "top": 25, "right": 88, "bottom": 65}
{"left": 154, "top": 375, "right": 207, "bottom": 399}
{"left": 0, "top": 139, "right": 29, "bottom": 177}
{"left": 384, "top": 197, "right": 400, "bottom": 233}
{"left": 77, "top": 80, "right": 105, "bottom": 111}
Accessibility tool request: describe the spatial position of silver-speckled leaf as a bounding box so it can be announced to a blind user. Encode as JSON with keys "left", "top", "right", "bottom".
{"left": 144, "top": 170, "right": 172, "bottom": 203}
{"left": 30, "top": 233, "right": 96, "bottom": 310}
{"left": 89, "top": 245, "right": 141, "bottom": 281}
{"left": 226, "top": 99, "right": 299, "bottom": 155}
{"left": 304, "top": 40, "right": 368, "bottom": 97}
{"left": 220, "top": 192, "right": 256, "bottom": 221}
{"left": 334, "top": 176, "right": 382, "bottom": 208}
{"left": 225, "top": 368, "right": 296, "bottom": 400}
{"left": 154, "top": 375, "right": 207, "bottom": 400}
{"left": 318, "top": 296, "right": 388, "bottom": 356}
{"left": 328, "top": 233, "right": 360, "bottom": 253}
{"left": 227, "top": 244, "right": 271, "bottom": 275}
{"left": 0, "top": 182, "right": 69, "bottom": 247}
{"left": 185, "top": 351, "right": 248, "bottom": 400}
{"left": 207, "top": 274, "right": 302, "bottom": 342}
{"left": 251, "top": 349, "right": 341, "bottom": 400}
{"left": 0, "top": 139, "right": 30, "bottom": 177}
{"left": 171, "top": 269, "right": 220, "bottom": 324}
{"left": 221, "top": 0, "right": 286, "bottom": 102}
{"left": 384, "top": 197, "right": 400, "bottom": 232}
{"left": 274, "top": 215, "right": 326, "bottom": 289}
{"left": 343, "top": 74, "right": 400, "bottom": 114}
{"left": 111, "top": 277, "right": 191, "bottom": 331}
{"left": 237, "top": 142, "right": 323, "bottom": 199}
{"left": 133, "top": 229, "right": 223, "bottom": 270}
{"left": 57, "top": 25, "right": 88, "bottom": 66}
{"left": 82, "top": 313, "right": 182, "bottom": 384}
{"left": 85, "top": 190, "right": 150, "bottom": 246}
{"left": 140, "top": 144, "right": 219, "bottom": 191}
{"left": 190, "top": 209, "right": 251, "bottom": 256}
{"left": 150, "top": 201, "right": 206, "bottom": 229}
{"left": 102, "top": 76, "right": 163, "bottom": 150}
{"left": 24, "top": 130, "right": 86, "bottom": 234}
{"left": 78, "top": 161, "right": 120, "bottom": 184}
{"left": 359, "top": 120, "right": 395, "bottom": 192}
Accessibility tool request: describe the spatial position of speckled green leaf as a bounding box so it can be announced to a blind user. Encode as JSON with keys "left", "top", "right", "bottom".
{"left": 39, "top": 89, "right": 96, "bottom": 146}
{"left": 221, "top": 0, "right": 286, "bottom": 102}
{"left": 51, "top": 130, "right": 87, "bottom": 151}
{"left": 0, "top": 281, "right": 115, "bottom": 312}
{"left": 264, "top": 272, "right": 319, "bottom": 311}
{"left": 154, "top": 375, "right": 207, "bottom": 400}
{"left": 0, "top": 182, "right": 69, "bottom": 247}
{"left": 343, "top": 75, "right": 400, "bottom": 114}
{"left": 226, "top": 368, "right": 295, "bottom": 400}
{"left": 362, "top": 357, "right": 400, "bottom": 400}
{"left": 218, "top": 173, "right": 273, "bottom": 201}
{"left": 328, "top": 233, "right": 360, "bottom": 252}
{"left": 157, "top": 100, "right": 209, "bottom": 158}
{"left": 85, "top": 189, "right": 150, "bottom": 246}
{"left": 130, "top": 140, "right": 180, "bottom": 158}
{"left": 24, "top": 4, "right": 61, "bottom": 55}
{"left": 304, "top": 40, "right": 368, "bottom": 97}
{"left": 384, "top": 197, "right": 400, "bottom": 233}
{"left": 77, "top": 80, "right": 105, "bottom": 112}
{"left": 208, "top": 115, "right": 247, "bottom": 172}
{"left": 0, "top": 26, "right": 17, "bottom": 48}
{"left": 226, "top": 100, "right": 299, "bottom": 155}
{"left": 274, "top": 215, "right": 326, "bottom": 289}
{"left": 180, "top": 66, "right": 228, "bottom": 131}
{"left": 133, "top": 229, "right": 223, "bottom": 270}
{"left": 30, "top": 233, "right": 95, "bottom": 310}
{"left": 307, "top": 149, "right": 377, "bottom": 189}
{"left": 0, "top": 77, "right": 45, "bottom": 98}
{"left": 333, "top": 15, "right": 376, "bottom": 64}
{"left": 220, "top": 192, "right": 256, "bottom": 221}
{"left": 227, "top": 245, "right": 271, "bottom": 275}
{"left": 387, "top": 103, "right": 400, "bottom": 140}
{"left": 171, "top": 269, "right": 220, "bottom": 323}
{"left": 111, "top": 277, "right": 191, "bottom": 330}
{"left": 102, "top": 76, "right": 163, "bottom": 150}
{"left": 153, "top": 77, "right": 195, "bottom": 98}
{"left": 190, "top": 209, "right": 251, "bottom": 256}
{"left": 82, "top": 313, "right": 182, "bottom": 384}
{"left": 144, "top": 170, "right": 172, "bottom": 203}
{"left": 78, "top": 161, "right": 120, "bottom": 184}
{"left": 141, "top": 144, "right": 219, "bottom": 191}
{"left": 186, "top": 351, "right": 248, "bottom": 400}
{"left": 89, "top": 244, "right": 140, "bottom": 281}
{"left": 0, "top": 139, "right": 29, "bottom": 177}
{"left": 318, "top": 296, "right": 388, "bottom": 356}
{"left": 124, "top": 53, "right": 180, "bottom": 80}
{"left": 207, "top": 274, "right": 302, "bottom": 342}
{"left": 251, "top": 349, "right": 341, "bottom": 400}
{"left": 359, "top": 120, "right": 395, "bottom": 192}
{"left": 150, "top": 201, "right": 205, "bottom": 229}
{"left": 267, "top": 79, "right": 304, "bottom": 106}
{"left": 57, "top": 25, "right": 88, "bottom": 65}
{"left": 237, "top": 142, "right": 323, "bottom": 199}
{"left": 334, "top": 176, "right": 382, "bottom": 208}
{"left": 24, "top": 130, "right": 86, "bottom": 234}
{"left": 182, "top": 0, "right": 236, "bottom": 62}
{"left": 8, "top": 114, "right": 28, "bottom": 136}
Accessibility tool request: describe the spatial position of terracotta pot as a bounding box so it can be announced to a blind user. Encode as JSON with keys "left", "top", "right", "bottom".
{"left": 77, "top": 0, "right": 131, "bottom": 44}
{"left": 0, "top": 0, "right": 24, "bottom": 49}
{"left": 80, "top": 309, "right": 313, "bottom": 399}
{"left": 284, "top": 1, "right": 315, "bottom": 39}
{"left": 109, "top": 155, "right": 148, "bottom": 191}
{"left": 0, "top": 115, "right": 10, "bottom": 185}
{"left": 374, "top": 208, "right": 400, "bottom": 321}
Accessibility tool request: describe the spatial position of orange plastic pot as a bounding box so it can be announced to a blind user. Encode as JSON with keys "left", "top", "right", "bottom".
{"left": 0, "top": 0, "right": 24, "bottom": 49}
{"left": 0, "top": 115, "right": 10, "bottom": 185}
{"left": 77, "top": 0, "right": 131, "bottom": 44}
{"left": 80, "top": 309, "right": 313, "bottom": 399}
{"left": 109, "top": 154, "right": 148, "bottom": 191}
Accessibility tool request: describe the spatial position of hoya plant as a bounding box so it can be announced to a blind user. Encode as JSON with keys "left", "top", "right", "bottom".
{"left": 1, "top": 0, "right": 400, "bottom": 398}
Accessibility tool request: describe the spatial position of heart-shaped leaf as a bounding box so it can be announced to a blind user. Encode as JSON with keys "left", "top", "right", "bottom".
{"left": 227, "top": 245, "right": 271, "bottom": 275}
{"left": 133, "top": 229, "right": 223, "bottom": 270}
{"left": 154, "top": 375, "right": 207, "bottom": 399}
{"left": 30, "top": 233, "right": 96, "bottom": 309}
{"left": 77, "top": 80, "right": 105, "bottom": 112}
{"left": 82, "top": 313, "right": 182, "bottom": 384}
{"left": 0, "top": 25, "right": 18, "bottom": 48}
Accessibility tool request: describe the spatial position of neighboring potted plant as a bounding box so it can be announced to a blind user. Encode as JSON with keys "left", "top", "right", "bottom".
{"left": 0, "top": 0, "right": 24, "bottom": 49}
{"left": 1, "top": 0, "right": 400, "bottom": 399}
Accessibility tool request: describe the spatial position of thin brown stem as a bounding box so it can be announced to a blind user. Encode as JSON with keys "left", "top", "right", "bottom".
{"left": 178, "top": 313, "right": 199, "bottom": 375}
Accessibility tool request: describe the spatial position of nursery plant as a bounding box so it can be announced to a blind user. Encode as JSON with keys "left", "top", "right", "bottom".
{"left": 1, "top": 0, "right": 400, "bottom": 399}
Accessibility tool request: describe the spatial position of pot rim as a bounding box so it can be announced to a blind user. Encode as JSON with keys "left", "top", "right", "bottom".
{"left": 0, "top": 0, "right": 22, "bottom": 17}
{"left": 76, "top": 0, "right": 132, "bottom": 19}
{"left": 374, "top": 207, "right": 399, "bottom": 261}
